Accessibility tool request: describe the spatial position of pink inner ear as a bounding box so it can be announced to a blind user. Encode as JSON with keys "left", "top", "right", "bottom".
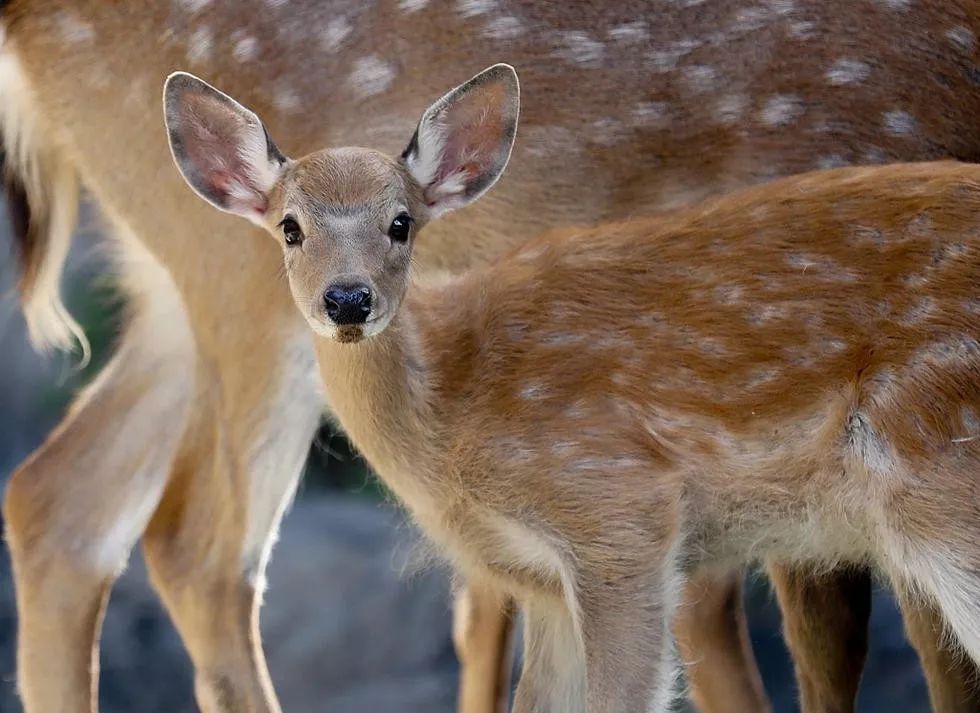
{"left": 428, "top": 83, "right": 508, "bottom": 200}
{"left": 209, "top": 168, "right": 267, "bottom": 215}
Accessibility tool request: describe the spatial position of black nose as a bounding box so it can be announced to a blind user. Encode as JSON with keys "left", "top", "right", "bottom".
{"left": 323, "top": 284, "right": 372, "bottom": 325}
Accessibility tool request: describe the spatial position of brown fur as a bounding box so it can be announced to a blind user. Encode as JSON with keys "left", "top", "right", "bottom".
{"left": 285, "top": 160, "right": 980, "bottom": 711}
{"left": 7, "top": 1, "right": 980, "bottom": 711}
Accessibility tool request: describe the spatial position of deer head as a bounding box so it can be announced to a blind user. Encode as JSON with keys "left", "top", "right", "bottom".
{"left": 164, "top": 64, "right": 519, "bottom": 342}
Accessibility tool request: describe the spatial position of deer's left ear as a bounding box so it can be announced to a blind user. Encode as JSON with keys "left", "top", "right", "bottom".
{"left": 402, "top": 63, "right": 520, "bottom": 218}
{"left": 163, "top": 71, "right": 287, "bottom": 225}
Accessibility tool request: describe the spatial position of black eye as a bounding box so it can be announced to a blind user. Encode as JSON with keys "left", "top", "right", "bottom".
{"left": 279, "top": 217, "right": 303, "bottom": 246}
{"left": 388, "top": 213, "right": 413, "bottom": 242}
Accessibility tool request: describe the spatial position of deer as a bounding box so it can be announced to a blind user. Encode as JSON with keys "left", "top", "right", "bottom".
{"left": 164, "top": 62, "right": 980, "bottom": 713}
{"left": 5, "top": 1, "right": 980, "bottom": 712}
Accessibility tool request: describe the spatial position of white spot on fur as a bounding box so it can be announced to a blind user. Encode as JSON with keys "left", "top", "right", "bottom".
{"left": 272, "top": 86, "right": 301, "bottom": 113}
{"left": 399, "top": 0, "right": 430, "bottom": 11}
{"left": 552, "top": 31, "right": 605, "bottom": 67}
{"left": 649, "top": 39, "right": 702, "bottom": 72}
{"left": 521, "top": 382, "right": 550, "bottom": 401}
{"left": 825, "top": 58, "right": 871, "bottom": 85}
{"left": 186, "top": 26, "right": 213, "bottom": 64}
{"left": 321, "top": 17, "right": 352, "bottom": 52}
{"left": 682, "top": 64, "right": 718, "bottom": 93}
{"left": 946, "top": 26, "right": 976, "bottom": 52}
{"left": 609, "top": 21, "right": 648, "bottom": 43}
{"left": 265, "top": 0, "right": 289, "bottom": 7}
{"left": 731, "top": 7, "right": 769, "bottom": 34}
{"left": 883, "top": 110, "right": 916, "bottom": 137}
{"left": 633, "top": 101, "right": 670, "bottom": 128}
{"left": 715, "top": 94, "right": 748, "bottom": 125}
{"left": 348, "top": 56, "right": 396, "bottom": 99}
{"left": 817, "top": 154, "right": 849, "bottom": 169}
{"left": 715, "top": 284, "right": 744, "bottom": 304}
{"left": 483, "top": 16, "right": 525, "bottom": 40}
{"left": 541, "top": 332, "right": 585, "bottom": 346}
{"left": 898, "top": 297, "right": 936, "bottom": 325}
{"left": 878, "top": 0, "right": 911, "bottom": 8}
{"left": 56, "top": 12, "right": 95, "bottom": 43}
{"left": 788, "top": 20, "right": 817, "bottom": 39}
{"left": 760, "top": 95, "right": 804, "bottom": 126}
{"left": 176, "top": 0, "right": 212, "bottom": 12}
{"left": 457, "top": 0, "right": 497, "bottom": 18}
{"left": 233, "top": 35, "right": 259, "bottom": 62}
{"left": 746, "top": 369, "right": 779, "bottom": 388}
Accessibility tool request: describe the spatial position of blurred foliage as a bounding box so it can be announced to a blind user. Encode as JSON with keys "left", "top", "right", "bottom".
{"left": 36, "top": 273, "right": 123, "bottom": 417}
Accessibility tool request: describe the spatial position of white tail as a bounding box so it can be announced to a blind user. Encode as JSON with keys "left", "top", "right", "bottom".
{"left": 6, "top": 2, "right": 980, "bottom": 712}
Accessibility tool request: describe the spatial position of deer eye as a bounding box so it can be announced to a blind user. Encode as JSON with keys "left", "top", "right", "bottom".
{"left": 279, "top": 216, "right": 303, "bottom": 246}
{"left": 388, "top": 213, "right": 413, "bottom": 243}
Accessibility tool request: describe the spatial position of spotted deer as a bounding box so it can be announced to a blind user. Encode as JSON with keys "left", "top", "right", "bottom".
{"left": 166, "top": 63, "right": 980, "bottom": 713}
{"left": 5, "top": 1, "right": 980, "bottom": 712}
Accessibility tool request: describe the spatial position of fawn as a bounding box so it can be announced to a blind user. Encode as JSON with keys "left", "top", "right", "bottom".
{"left": 165, "top": 64, "right": 980, "bottom": 712}
{"left": 9, "top": 1, "right": 980, "bottom": 711}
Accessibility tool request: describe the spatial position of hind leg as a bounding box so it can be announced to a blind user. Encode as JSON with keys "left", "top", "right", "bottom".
{"left": 4, "top": 281, "right": 195, "bottom": 713}
{"left": 897, "top": 588, "right": 980, "bottom": 712}
{"left": 767, "top": 564, "right": 871, "bottom": 713}
{"left": 674, "top": 569, "right": 772, "bottom": 713}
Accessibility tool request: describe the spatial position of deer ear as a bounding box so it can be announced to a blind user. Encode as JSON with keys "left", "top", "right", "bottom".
{"left": 163, "top": 71, "right": 287, "bottom": 224}
{"left": 402, "top": 63, "right": 519, "bottom": 218}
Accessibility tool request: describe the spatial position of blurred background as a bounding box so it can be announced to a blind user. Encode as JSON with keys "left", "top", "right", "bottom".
{"left": 0, "top": 197, "right": 935, "bottom": 712}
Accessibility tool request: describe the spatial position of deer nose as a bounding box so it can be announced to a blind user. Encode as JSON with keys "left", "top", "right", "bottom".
{"left": 323, "top": 284, "right": 372, "bottom": 325}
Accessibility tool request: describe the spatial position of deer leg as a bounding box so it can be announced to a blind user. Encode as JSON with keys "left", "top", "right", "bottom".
{"left": 3, "top": 298, "right": 195, "bottom": 713}
{"left": 453, "top": 583, "right": 517, "bottom": 713}
{"left": 767, "top": 563, "right": 872, "bottom": 713}
{"left": 674, "top": 569, "right": 771, "bottom": 713}
{"left": 141, "top": 325, "right": 321, "bottom": 713}
{"left": 578, "top": 565, "right": 682, "bottom": 713}
{"left": 511, "top": 597, "right": 585, "bottom": 713}
{"left": 897, "top": 590, "right": 980, "bottom": 713}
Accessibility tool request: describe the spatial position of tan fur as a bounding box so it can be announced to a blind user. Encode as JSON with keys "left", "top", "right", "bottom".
{"left": 263, "top": 156, "right": 980, "bottom": 712}
{"left": 6, "top": 1, "right": 980, "bottom": 712}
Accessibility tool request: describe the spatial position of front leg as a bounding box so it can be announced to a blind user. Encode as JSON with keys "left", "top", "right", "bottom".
{"left": 579, "top": 569, "right": 683, "bottom": 713}
{"left": 511, "top": 598, "right": 586, "bottom": 713}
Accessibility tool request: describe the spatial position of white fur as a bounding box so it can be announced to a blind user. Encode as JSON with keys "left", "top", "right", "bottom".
{"left": 348, "top": 55, "right": 396, "bottom": 99}
{"left": 759, "top": 94, "right": 804, "bottom": 127}
{"left": 240, "top": 330, "right": 324, "bottom": 591}
{"left": 320, "top": 16, "right": 352, "bottom": 52}
{"left": 0, "top": 50, "right": 87, "bottom": 356}
{"left": 825, "top": 58, "right": 871, "bottom": 86}
{"left": 405, "top": 114, "right": 447, "bottom": 190}
{"left": 883, "top": 109, "right": 917, "bottom": 137}
{"left": 85, "top": 231, "right": 196, "bottom": 573}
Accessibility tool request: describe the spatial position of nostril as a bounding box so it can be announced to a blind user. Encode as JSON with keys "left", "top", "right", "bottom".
{"left": 324, "top": 284, "right": 373, "bottom": 325}
{"left": 323, "top": 290, "right": 342, "bottom": 319}
{"left": 354, "top": 286, "right": 372, "bottom": 312}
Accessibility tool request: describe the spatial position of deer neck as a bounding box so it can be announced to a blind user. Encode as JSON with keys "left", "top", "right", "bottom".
{"left": 313, "top": 298, "right": 451, "bottom": 512}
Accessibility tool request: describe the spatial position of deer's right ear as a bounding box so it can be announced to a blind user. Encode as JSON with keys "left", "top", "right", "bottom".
{"left": 163, "top": 72, "right": 287, "bottom": 224}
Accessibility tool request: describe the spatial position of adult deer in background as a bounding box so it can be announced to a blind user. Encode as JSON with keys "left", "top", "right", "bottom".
{"left": 3, "top": 1, "right": 980, "bottom": 712}
{"left": 166, "top": 63, "right": 980, "bottom": 713}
